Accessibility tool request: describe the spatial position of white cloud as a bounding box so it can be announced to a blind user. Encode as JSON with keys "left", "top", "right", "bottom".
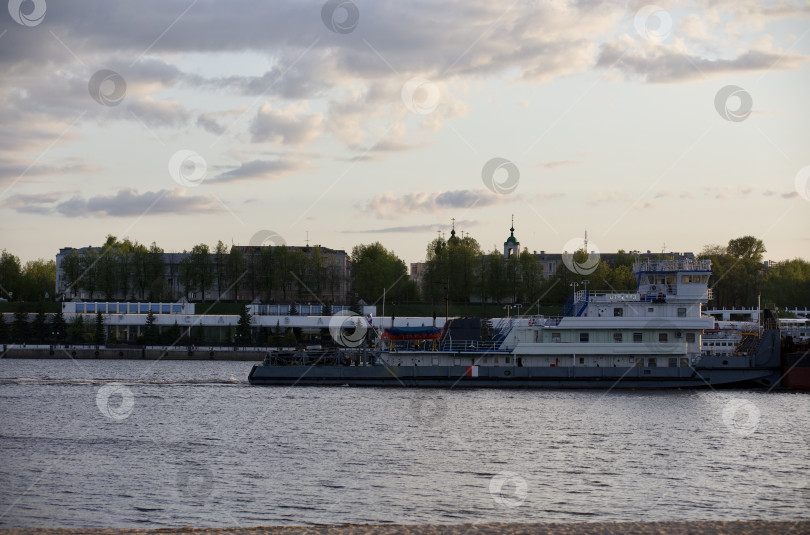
{"left": 251, "top": 102, "right": 324, "bottom": 146}
{"left": 361, "top": 189, "right": 507, "bottom": 218}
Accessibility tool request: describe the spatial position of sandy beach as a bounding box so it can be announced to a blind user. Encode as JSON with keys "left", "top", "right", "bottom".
{"left": 2, "top": 521, "right": 809, "bottom": 535}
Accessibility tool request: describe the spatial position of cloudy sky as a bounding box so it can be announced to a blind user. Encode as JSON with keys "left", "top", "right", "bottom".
{"left": 1, "top": 0, "right": 809, "bottom": 266}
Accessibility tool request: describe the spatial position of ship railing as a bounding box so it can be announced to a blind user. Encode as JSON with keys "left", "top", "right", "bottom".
{"left": 633, "top": 258, "right": 711, "bottom": 273}
{"left": 526, "top": 315, "right": 561, "bottom": 327}
{"left": 440, "top": 340, "right": 506, "bottom": 352}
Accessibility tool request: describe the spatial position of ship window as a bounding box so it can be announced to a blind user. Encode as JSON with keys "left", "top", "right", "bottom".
{"left": 613, "top": 332, "right": 623, "bottom": 343}
{"left": 659, "top": 333, "right": 668, "bottom": 342}
{"left": 677, "top": 308, "right": 687, "bottom": 317}
{"left": 668, "top": 358, "right": 677, "bottom": 367}
{"left": 580, "top": 333, "right": 589, "bottom": 342}
{"left": 505, "top": 357, "right": 511, "bottom": 364}
{"left": 613, "top": 307, "right": 623, "bottom": 317}
{"left": 648, "top": 276, "right": 654, "bottom": 284}
{"left": 633, "top": 333, "right": 643, "bottom": 343}
{"left": 682, "top": 275, "right": 690, "bottom": 283}
{"left": 483, "top": 357, "right": 488, "bottom": 363}
{"left": 579, "top": 357, "right": 585, "bottom": 364}
{"left": 686, "top": 333, "right": 696, "bottom": 343}
{"left": 552, "top": 333, "right": 561, "bottom": 342}
{"left": 680, "top": 358, "right": 689, "bottom": 367}
{"left": 648, "top": 307, "right": 654, "bottom": 313}
{"left": 648, "top": 358, "right": 657, "bottom": 367}
{"left": 702, "top": 275, "right": 708, "bottom": 283}
{"left": 635, "top": 357, "right": 644, "bottom": 367}
{"left": 494, "top": 357, "right": 499, "bottom": 364}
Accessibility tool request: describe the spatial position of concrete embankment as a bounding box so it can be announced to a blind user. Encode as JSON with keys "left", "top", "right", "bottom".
{"left": 1, "top": 346, "right": 267, "bottom": 361}
{"left": 1, "top": 520, "right": 809, "bottom": 535}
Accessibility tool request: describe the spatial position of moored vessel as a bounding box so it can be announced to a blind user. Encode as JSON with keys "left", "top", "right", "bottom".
{"left": 249, "top": 258, "right": 783, "bottom": 388}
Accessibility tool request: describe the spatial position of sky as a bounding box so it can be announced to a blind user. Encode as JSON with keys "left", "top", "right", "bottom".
{"left": 1, "top": 0, "right": 809, "bottom": 267}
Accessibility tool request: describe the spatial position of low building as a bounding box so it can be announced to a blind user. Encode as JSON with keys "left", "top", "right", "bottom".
{"left": 55, "top": 244, "right": 351, "bottom": 304}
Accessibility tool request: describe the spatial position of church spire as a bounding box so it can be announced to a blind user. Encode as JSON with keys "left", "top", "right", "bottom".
{"left": 448, "top": 217, "right": 459, "bottom": 244}
{"left": 503, "top": 215, "right": 520, "bottom": 259}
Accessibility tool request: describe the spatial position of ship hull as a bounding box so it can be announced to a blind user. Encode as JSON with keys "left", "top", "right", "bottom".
{"left": 248, "top": 362, "right": 779, "bottom": 389}
{"left": 782, "top": 351, "right": 810, "bottom": 391}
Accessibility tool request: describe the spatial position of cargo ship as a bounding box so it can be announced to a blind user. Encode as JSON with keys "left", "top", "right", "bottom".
{"left": 249, "top": 258, "right": 783, "bottom": 388}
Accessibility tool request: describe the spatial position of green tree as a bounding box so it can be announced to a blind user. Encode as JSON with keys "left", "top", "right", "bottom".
{"left": 165, "top": 321, "right": 181, "bottom": 345}
{"left": 60, "top": 251, "right": 83, "bottom": 300}
{"left": 351, "top": 242, "right": 410, "bottom": 305}
{"left": 94, "top": 311, "right": 106, "bottom": 345}
{"left": 143, "top": 310, "right": 158, "bottom": 344}
{"left": 131, "top": 243, "right": 150, "bottom": 300}
{"left": 32, "top": 302, "right": 48, "bottom": 342}
{"left": 609, "top": 265, "right": 637, "bottom": 291}
{"left": 762, "top": 258, "right": 810, "bottom": 308}
{"left": 0, "top": 249, "right": 22, "bottom": 300}
{"left": 12, "top": 303, "right": 29, "bottom": 342}
{"left": 214, "top": 240, "right": 229, "bottom": 300}
{"left": 519, "top": 250, "right": 543, "bottom": 308}
{"left": 243, "top": 247, "right": 261, "bottom": 300}
{"left": 0, "top": 313, "right": 7, "bottom": 343}
{"left": 80, "top": 248, "right": 100, "bottom": 300}
{"left": 192, "top": 244, "right": 213, "bottom": 300}
{"left": 21, "top": 259, "right": 56, "bottom": 301}
{"left": 700, "top": 236, "right": 766, "bottom": 308}
{"left": 227, "top": 245, "right": 245, "bottom": 301}
{"left": 68, "top": 314, "right": 85, "bottom": 343}
{"left": 52, "top": 308, "right": 67, "bottom": 342}
{"left": 485, "top": 250, "right": 507, "bottom": 304}
{"left": 282, "top": 328, "right": 297, "bottom": 347}
{"left": 97, "top": 235, "right": 120, "bottom": 299}
{"left": 116, "top": 238, "right": 135, "bottom": 300}
{"left": 235, "top": 305, "right": 252, "bottom": 346}
{"left": 147, "top": 243, "right": 166, "bottom": 301}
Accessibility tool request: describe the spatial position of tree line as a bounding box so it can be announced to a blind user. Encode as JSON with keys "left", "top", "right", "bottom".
{"left": 56, "top": 236, "right": 347, "bottom": 304}
{"left": 0, "top": 251, "right": 55, "bottom": 302}
{"left": 1, "top": 234, "right": 808, "bottom": 312}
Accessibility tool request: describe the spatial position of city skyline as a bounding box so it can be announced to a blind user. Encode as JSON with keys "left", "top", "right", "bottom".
{"left": 1, "top": 1, "right": 809, "bottom": 266}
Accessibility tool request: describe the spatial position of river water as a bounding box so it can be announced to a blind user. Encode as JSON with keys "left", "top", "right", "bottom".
{"left": 0, "top": 359, "right": 808, "bottom": 529}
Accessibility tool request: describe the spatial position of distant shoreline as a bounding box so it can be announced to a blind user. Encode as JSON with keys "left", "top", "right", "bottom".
{"left": 1, "top": 346, "right": 267, "bottom": 361}
{"left": 1, "top": 520, "right": 809, "bottom": 535}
